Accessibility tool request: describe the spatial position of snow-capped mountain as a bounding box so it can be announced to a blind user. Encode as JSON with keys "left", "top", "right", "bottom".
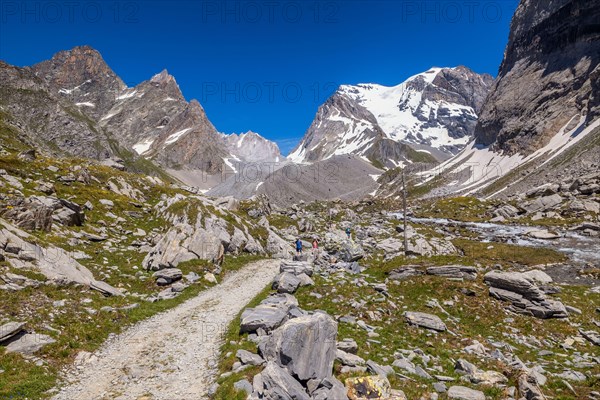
{"left": 224, "top": 131, "right": 285, "bottom": 164}
{"left": 289, "top": 66, "right": 493, "bottom": 167}
{"left": 385, "top": 0, "right": 600, "bottom": 200}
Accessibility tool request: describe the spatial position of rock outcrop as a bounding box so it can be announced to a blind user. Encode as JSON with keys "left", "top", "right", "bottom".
{"left": 484, "top": 271, "right": 568, "bottom": 318}
{"left": 475, "top": 0, "right": 600, "bottom": 155}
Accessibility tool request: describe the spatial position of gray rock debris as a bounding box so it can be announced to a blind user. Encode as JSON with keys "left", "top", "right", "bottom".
{"left": 484, "top": 271, "right": 568, "bottom": 319}
{"left": 252, "top": 361, "right": 310, "bottom": 400}
{"left": 426, "top": 265, "right": 478, "bottom": 280}
{"left": 404, "top": 311, "right": 447, "bottom": 332}
{"left": 447, "top": 385, "right": 485, "bottom": 400}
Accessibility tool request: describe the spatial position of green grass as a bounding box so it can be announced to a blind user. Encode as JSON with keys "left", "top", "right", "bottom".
{"left": 0, "top": 146, "right": 274, "bottom": 399}
{"left": 210, "top": 235, "right": 584, "bottom": 400}
{"left": 212, "top": 285, "right": 273, "bottom": 400}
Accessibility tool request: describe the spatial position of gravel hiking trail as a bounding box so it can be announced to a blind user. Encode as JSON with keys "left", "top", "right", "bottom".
{"left": 52, "top": 259, "right": 280, "bottom": 400}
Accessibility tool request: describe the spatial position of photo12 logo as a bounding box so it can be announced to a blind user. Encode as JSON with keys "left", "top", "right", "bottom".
{"left": 400, "top": 1, "right": 507, "bottom": 23}
{"left": 200, "top": 1, "right": 340, "bottom": 24}
{"left": 0, "top": 1, "right": 140, "bottom": 24}
{"left": 200, "top": 81, "right": 338, "bottom": 105}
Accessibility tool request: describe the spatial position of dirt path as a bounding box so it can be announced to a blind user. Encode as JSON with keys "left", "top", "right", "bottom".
{"left": 51, "top": 259, "right": 280, "bottom": 400}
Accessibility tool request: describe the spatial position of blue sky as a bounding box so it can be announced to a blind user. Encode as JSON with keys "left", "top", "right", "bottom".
{"left": 0, "top": 0, "right": 519, "bottom": 155}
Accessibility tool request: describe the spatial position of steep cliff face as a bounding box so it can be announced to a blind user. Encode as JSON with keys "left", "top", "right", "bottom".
{"left": 0, "top": 61, "right": 117, "bottom": 159}
{"left": 100, "top": 70, "right": 189, "bottom": 150}
{"left": 475, "top": 0, "right": 600, "bottom": 154}
{"left": 32, "top": 46, "right": 127, "bottom": 121}
{"left": 289, "top": 66, "right": 493, "bottom": 167}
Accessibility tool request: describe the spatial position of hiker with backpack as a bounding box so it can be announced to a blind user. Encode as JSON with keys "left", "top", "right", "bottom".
{"left": 295, "top": 238, "right": 303, "bottom": 256}
{"left": 345, "top": 227, "right": 351, "bottom": 239}
{"left": 312, "top": 238, "right": 319, "bottom": 256}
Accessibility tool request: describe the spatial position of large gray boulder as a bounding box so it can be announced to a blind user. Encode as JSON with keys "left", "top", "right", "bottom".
{"left": 236, "top": 349, "right": 265, "bottom": 366}
{"left": 484, "top": 271, "right": 546, "bottom": 301}
{"left": 0, "top": 221, "right": 121, "bottom": 296}
{"left": 259, "top": 312, "right": 337, "bottom": 381}
{"left": 388, "top": 266, "right": 424, "bottom": 281}
{"left": 404, "top": 311, "right": 446, "bottom": 332}
{"left": 523, "top": 194, "right": 563, "bottom": 213}
{"left": 340, "top": 240, "right": 364, "bottom": 262}
{"left": 447, "top": 386, "right": 485, "bottom": 400}
{"left": 484, "top": 271, "right": 568, "bottom": 319}
{"left": 266, "top": 230, "right": 293, "bottom": 259}
{"left": 376, "top": 238, "right": 403, "bottom": 254}
{"left": 143, "top": 223, "right": 224, "bottom": 270}
{"left": 272, "top": 272, "right": 301, "bottom": 294}
{"left": 280, "top": 260, "right": 313, "bottom": 277}
{"left": 310, "top": 376, "right": 349, "bottom": 400}
{"left": 252, "top": 361, "right": 310, "bottom": 400}
{"left": 0, "top": 196, "right": 54, "bottom": 232}
{"left": 152, "top": 268, "right": 183, "bottom": 285}
{"left": 240, "top": 294, "right": 298, "bottom": 334}
{"left": 0, "top": 321, "right": 26, "bottom": 342}
{"left": 5, "top": 332, "right": 56, "bottom": 355}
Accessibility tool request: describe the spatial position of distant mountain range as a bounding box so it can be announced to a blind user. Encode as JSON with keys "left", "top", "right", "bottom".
{"left": 0, "top": 46, "right": 284, "bottom": 177}
{"left": 2, "top": 0, "right": 597, "bottom": 203}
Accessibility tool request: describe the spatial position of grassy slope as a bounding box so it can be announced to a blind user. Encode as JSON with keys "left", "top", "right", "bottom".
{"left": 0, "top": 145, "right": 267, "bottom": 399}
{"left": 212, "top": 205, "right": 598, "bottom": 400}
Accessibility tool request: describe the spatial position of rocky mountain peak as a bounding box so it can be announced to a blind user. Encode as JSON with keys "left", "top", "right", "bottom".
{"left": 150, "top": 69, "right": 176, "bottom": 86}
{"left": 32, "top": 45, "right": 127, "bottom": 119}
{"left": 289, "top": 66, "right": 493, "bottom": 166}
{"left": 224, "top": 131, "right": 285, "bottom": 163}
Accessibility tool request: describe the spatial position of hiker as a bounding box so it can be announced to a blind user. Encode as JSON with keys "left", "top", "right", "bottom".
{"left": 312, "top": 238, "right": 319, "bottom": 256}
{"left": 345, "top": 227, "right": 351, "bottom": 239}
{"left": 295, "top": 238, "right": 303, "bottom": 256}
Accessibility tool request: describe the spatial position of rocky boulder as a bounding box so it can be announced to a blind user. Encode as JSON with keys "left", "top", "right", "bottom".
{"left": 240, "top": 294, "right": 298, "bottom": 334}
{"left": 403, "top": 311, "right": 447, "bottom": 332}
{"left": 259, "top": 312, "right": 337, "bottom": 381}
{"left": 266, "top": 229, "right": 293, "bottom": 259}
{"left": 0, "top": 196, "right": 54, "bottom": 232}
{"left": 143, "top": 223, "right": 224, "bottom": 270}
{"left": 484, "top": 271, "right": 568, "bottom": 318}
{"left": 447, "top": 386, "right": 485, "bottom": 400}
{"left": 280, "top": 260, "right": 313, "bottom": 277}
{"left": 0, "top": 220, "right": 121, "bottom": 296}
{"left": 252, "top": 361, "right": 311, "bottom": 400}
{"left": 272, "top": 272, "right": 301, "bottom": 294}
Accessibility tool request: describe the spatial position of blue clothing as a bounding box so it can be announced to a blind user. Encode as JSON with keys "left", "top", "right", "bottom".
{"left": 295, "top": 240, "right": 302, "bottom": 250}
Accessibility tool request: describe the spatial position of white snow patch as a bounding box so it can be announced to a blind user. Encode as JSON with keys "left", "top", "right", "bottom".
{"left": 100, "top": 111, "right": 119, "bottom": 121}
{"left": 133, "top": 137, "right": 156, "bottom": 155}
{"left": 223, "top": 158, "right": 238, "bottom": 173}
{"left": 418, "top": 115, "right": 600, "bottom": 196}
{"left": 165, "top": 128, "right": 192, "bottom": 145}
{"left": 58, "top": 79, "right": 92, "bottom": 95}
{"left": 75, "top": 102, "right": 95, "bottom": 108}
{"left": 116, "top": 90, "right": 137, "bottom": 100}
